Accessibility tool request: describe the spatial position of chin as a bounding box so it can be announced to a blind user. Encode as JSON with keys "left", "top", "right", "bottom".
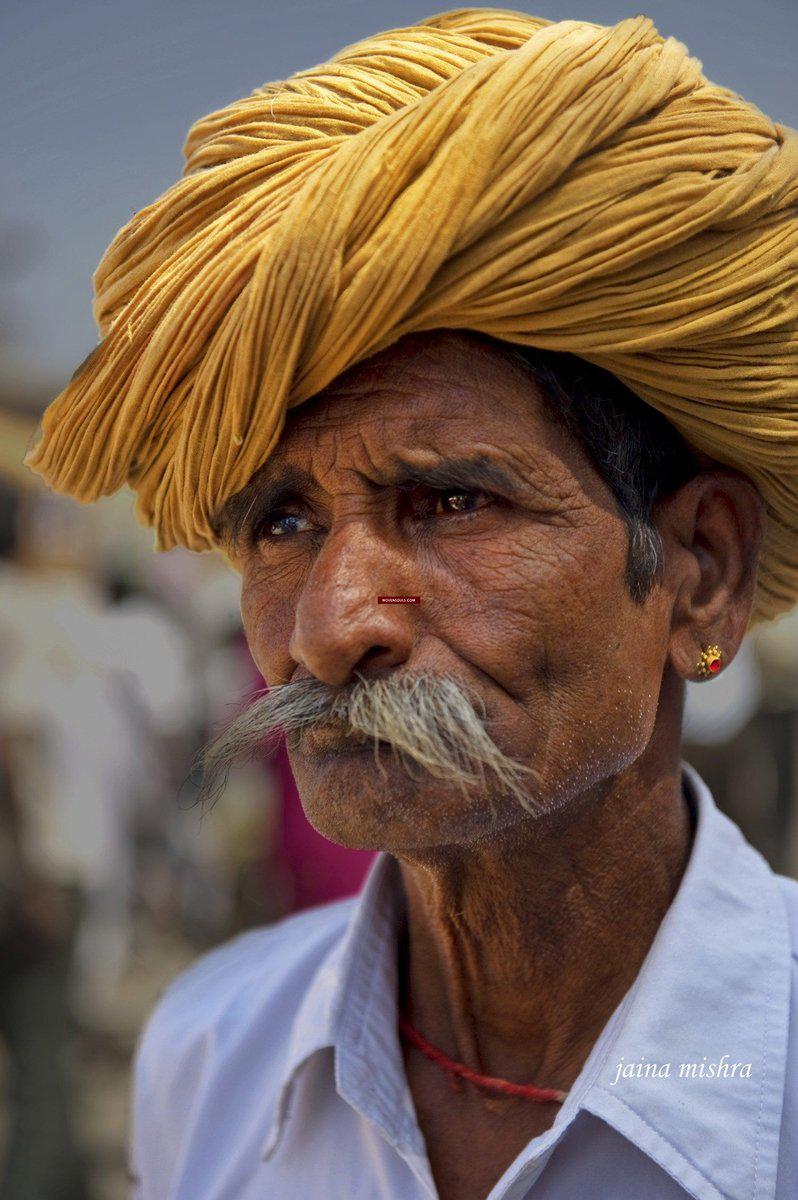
{"left": 286, "top": 740, "right": 537, "bottom": 851}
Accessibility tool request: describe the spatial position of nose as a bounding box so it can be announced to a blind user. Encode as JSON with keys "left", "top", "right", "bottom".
{"left": 289, "top": 523, "right": 416, "bottom": 687}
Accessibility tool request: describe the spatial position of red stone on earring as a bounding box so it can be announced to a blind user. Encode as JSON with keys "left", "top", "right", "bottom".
{"left": 697, "top": 645, "right": 723, "bottom": 678}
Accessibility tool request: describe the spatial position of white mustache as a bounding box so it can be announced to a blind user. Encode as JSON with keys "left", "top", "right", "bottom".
{"left": 198, "top": 671, "right": 539, "bottom": 811}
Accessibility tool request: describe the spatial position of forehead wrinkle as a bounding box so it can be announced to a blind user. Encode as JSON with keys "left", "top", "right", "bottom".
{"left": 299, "top": 336, "right": 544, "bottom": 426}
{"left": 281, "top": 374, "right": 541, "bottom": 459}
{"left": 253, "top": 422, "right": 400, "bottom": 506}
{"left": 319, "top": 368, "right": 522, "bottom": 412}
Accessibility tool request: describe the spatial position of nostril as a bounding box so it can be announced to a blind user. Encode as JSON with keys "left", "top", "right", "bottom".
{"left": 353, "top": 645, "right": 401, "bottom": 677}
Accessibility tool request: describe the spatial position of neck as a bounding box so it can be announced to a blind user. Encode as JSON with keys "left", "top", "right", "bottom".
{"left": 393, "top": 742, "right": 694, "bottom": 1095}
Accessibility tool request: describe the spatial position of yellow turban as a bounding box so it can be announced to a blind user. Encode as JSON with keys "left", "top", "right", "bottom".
{"left": 24, "top": 7, "right": 798, "bottom": 622}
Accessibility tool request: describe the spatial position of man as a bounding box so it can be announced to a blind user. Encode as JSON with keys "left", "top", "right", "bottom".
{"left": 25, "top": 9, "right": 798, "bottom": 1199}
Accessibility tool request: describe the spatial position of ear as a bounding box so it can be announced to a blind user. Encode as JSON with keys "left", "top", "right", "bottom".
{"left": 655, "top": 470, "right": 765, "bottom": 682}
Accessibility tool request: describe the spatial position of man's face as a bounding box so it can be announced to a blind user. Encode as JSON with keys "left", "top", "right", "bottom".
{"left": 237, "top": 330, "right": 676, "bottom": 850}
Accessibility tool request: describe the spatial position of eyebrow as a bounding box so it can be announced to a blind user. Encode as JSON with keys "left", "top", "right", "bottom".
{"left": 376, "top": 454, "right": 522, "bottom": 495}
{"left": 214, "top": 453, "right": 522, "bottom": 546}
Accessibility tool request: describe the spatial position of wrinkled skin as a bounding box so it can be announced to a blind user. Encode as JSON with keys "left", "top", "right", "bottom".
{"left": 237, "top": 329, "right": 764, "bottom": 1200}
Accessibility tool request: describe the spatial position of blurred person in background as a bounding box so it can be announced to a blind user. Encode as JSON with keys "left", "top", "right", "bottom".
{"left": 70, "top": 567, "right": 199, "bottom": 1018}
{"left": 0, "top": 482, "right": 201, "bottom": 1195}
{"left": 0, "top": 483, "right": 94, "bottom": 1200}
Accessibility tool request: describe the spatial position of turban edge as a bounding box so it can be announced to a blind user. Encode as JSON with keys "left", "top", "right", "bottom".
{"left": 24, "top": 7, "right": 798, "bottom": 623}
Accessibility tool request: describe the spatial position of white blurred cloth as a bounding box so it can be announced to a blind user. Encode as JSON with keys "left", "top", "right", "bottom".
{"left": 682, "top": 639, "right": 762, "bottom": 747}
{"left": 0, "top": 564, "right": 194, "bottom": 890}
{"left": 751, "top": 608, "right": 798, "bottom": 712}
{"left": 97, "top": 594, "right": 199, "bottom": 736}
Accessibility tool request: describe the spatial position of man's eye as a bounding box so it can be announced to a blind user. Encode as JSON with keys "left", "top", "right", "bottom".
{"left": 430, "top": 488, "right": 491, "bottom": 516}
{"left": 405, "top": 485, "right": 492, "bottom": 520}
{"left": 256, "top": 511, "right": 311, "bottom": 540}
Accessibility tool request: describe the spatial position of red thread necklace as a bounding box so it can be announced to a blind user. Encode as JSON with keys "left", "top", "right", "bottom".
{"left": 398, "top": 1008, "right": 568, "bottom": 1104}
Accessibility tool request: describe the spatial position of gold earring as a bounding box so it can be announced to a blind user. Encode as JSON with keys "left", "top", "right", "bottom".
{"left": 696, "top": 645, "right": 723, "bottom": 679}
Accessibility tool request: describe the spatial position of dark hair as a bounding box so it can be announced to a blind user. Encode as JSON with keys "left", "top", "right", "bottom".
{"left": 496, "top": 341, "right": 702, "bottom": 601}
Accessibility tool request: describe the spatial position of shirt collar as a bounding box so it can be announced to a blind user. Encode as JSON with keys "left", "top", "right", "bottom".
{"left": 260, "top": 841, "right": 419, "bottom": 1163}
{"left": 260, "top": 766, "right": 793, "bottom": 1200}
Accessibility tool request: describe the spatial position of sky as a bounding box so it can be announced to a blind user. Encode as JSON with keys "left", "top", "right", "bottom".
{"left": 2, "top": 0, "right": 796, "bottom": 405}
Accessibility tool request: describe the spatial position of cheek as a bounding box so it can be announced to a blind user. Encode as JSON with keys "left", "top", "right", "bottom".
{"left": 448, "top": 521, "right": 666, "bottom": 797}
{"left": 239, "top": 564, "right": 295, "bottom": 683}
{"left": 520, "top": 588, "right": 666, "bottom": 804}
{"left": 441, "top": 518, "right": 631, "bottom": 694}
{"left": 546, "top": 634, "right": 665, "bottom": 795}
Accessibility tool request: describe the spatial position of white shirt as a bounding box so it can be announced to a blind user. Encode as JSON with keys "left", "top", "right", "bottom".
{"left": 129, "top": 766, "right": 798, "bottom": 1199}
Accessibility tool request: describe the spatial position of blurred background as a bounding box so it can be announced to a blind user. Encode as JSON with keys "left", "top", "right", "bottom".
{"left": 1, "top": 1, "right": 797, "bottom": 1196}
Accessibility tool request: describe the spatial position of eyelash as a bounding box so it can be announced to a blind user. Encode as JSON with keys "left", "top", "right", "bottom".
{"left": 251, "top": 486, "right": 494, "bottom": 544}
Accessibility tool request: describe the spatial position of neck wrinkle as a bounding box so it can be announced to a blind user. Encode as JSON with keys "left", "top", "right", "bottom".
{"left": 393, "top": 758, "right": 694, "bottom": 1094}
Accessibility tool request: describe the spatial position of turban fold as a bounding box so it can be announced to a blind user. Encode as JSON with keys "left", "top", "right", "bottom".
{"left": 24, "top": 7, "right": 798, "bottom": 622}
